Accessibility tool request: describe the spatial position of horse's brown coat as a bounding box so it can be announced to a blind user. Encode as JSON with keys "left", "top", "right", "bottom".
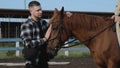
{"left": 47, "top": 7, "right": 120, "bottom": 68}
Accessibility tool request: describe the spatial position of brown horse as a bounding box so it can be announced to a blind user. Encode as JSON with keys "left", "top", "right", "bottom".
{"left": 47, "top": 7, "right": 120, "bottom": 68}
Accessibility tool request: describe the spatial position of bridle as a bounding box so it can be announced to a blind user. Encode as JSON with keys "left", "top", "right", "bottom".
{"left": 48, "top": 18, "right": 68, "bottom": 51}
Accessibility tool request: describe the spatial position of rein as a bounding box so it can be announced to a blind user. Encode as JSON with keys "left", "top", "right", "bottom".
{"left": 62, "top": 21, "right": 115, "bottom": 48}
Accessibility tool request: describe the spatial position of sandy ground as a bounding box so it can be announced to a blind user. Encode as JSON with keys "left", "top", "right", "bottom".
{"left": 0, "top": 57, "right": 97, "bottom": 68}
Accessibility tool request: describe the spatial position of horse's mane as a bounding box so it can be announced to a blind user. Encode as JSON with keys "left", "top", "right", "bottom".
{"left": 65, "top": 13, "right": 113, "bottom": 31}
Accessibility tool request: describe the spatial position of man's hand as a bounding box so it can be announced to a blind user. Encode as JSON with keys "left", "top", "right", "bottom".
{"left": 66, "top": 12, "right": 72, "bottom": 17}
{"left": 111, "top": 15, "right": 120, "bottom": 22}
{"left": 44, "top": 24, "right": 52, "bottom": 41}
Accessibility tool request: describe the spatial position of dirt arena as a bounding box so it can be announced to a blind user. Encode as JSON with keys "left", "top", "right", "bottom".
{"left": 0, "top": 57, "right": 97, "bottom": 68}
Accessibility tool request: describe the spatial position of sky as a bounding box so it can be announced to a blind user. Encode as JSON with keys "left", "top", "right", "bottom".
{"left": 0, "top": 0, "right": 118, "bottom": 12}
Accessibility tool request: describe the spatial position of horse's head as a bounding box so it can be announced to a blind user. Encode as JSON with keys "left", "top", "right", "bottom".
{"left": 47, "top": 7, "right": 70, "bottom": 59}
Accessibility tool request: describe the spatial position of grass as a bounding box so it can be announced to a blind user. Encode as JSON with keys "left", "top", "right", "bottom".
{"left": 0, "top": 50, "right": 23, "bottom": 59}
{"left": 0, "top": 49, "right": 91, "bottom": 59}
{"left": 55, "top": 49, "right": 91, "bottom": 58}
{"left": 0, "top": 42, "right": 91, "bottom": 59}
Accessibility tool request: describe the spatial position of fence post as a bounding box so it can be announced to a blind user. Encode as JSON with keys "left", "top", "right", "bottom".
{"left": 64, "top": 42, "right": 69, "bottom": 56}
{"left": 15, "top": 42, "right": 20, "bottom": 57}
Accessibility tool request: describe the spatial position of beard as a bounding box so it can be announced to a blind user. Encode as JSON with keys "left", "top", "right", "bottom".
{"left": 35, "top": 15, "right": 42, "bottom": 20}
{"left": 36, "top": 14, "right": 42, "bottom": 18}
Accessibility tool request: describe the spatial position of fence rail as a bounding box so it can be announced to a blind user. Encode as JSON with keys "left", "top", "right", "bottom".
{"left": 0, "top": 38, "right": 89, "bottom": 56}
{"left": 0, "top": 38, "right": 22, "bottom": 42}
{"left": 0, "top": 47, "right": 89, "bottom": 51}
{"left": 0, "top": 47, "right": 23, "bottom": 51}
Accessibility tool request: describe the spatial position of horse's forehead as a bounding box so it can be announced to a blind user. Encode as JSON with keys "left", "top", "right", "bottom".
{"left": 50, "top": 14, "right": 58, "bottom": 20}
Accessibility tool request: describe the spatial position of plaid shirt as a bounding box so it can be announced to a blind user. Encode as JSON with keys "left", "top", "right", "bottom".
{"left": 20, "top": 16, "right": 48, "bottom": 48}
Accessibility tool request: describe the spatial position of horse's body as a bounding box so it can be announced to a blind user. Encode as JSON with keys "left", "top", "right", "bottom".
{"left": 47, "top": 7, "right": 120, "bottom": 68}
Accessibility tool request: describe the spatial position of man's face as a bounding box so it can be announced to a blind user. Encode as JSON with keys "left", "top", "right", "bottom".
{"left": 30, "top": 6, "right": 42, "bottom": 19}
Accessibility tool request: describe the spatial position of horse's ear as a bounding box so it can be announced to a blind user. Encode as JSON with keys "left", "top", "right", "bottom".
{"left": 54, "top": 8, "right": 58, "bottom": 15}
{"left": 60, "top": 7, "right": 64, "bottom": 18}
{"left": 61, "top": 7, "right": 64, "bottom": 12}
{"left": 61, "top": 7, "right": 64, "bottom": 15}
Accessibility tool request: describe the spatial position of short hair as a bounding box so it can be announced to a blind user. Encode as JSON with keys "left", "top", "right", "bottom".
{"left": 28, "top": 1, "right": 41, "bottom": 8}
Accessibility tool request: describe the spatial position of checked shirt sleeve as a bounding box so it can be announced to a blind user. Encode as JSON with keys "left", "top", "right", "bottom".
{"left": 20, "top": 22, "right": 45, "bottom": 48}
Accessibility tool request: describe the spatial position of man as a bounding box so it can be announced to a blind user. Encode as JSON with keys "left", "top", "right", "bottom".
{"left": 112, "top": 0, "right": 120, "bottom": 22}
{"left": 20, "top": 1, "right": 51, "bottom": 68}
{"left": 20, "top": 1, "right": 73, "bottom": 68}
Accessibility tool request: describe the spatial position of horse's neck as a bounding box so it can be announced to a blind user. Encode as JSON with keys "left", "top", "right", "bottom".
{"left": 64, "top": 14, "right": 114, "bottom": 45}
{"left": 64, "top": 14, "right": 96, "bottom": 39}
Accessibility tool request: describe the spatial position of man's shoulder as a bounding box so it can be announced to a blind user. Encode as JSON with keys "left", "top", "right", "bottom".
{"left": 21, "top": 19, "right": 33, "bottom": 27}
{"left": 23, "top": 16, "right": 33, "bottom": 24}
{"left": 25, "top": 18, "right": 33, "bottom": 23}
{"left": 22, "top": 18, "right": 32, "bottom": 24}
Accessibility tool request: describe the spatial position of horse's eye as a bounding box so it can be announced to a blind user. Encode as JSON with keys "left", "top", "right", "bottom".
{"left": 52, "top": 28, "right": 58, "bottom": 31}
{"left": 52, "top": 21, "right": 56, "bottom": 23}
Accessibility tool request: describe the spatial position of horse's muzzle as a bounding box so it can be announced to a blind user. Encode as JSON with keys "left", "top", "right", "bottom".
{"left": 47, "top": 47, "right": 58, "bottom": 60}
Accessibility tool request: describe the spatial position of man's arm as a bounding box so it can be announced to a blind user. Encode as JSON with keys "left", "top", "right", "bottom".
{"left": 113, "top": 0, "right": 120, "bottom": 22}
{"left": 20, "top": 22, "right": 45, "bottom": 48}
